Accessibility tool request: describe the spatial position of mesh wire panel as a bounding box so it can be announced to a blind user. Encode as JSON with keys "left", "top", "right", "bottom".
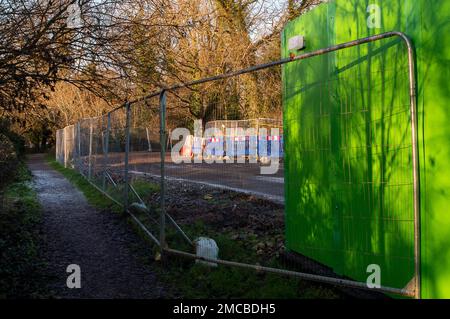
{"left": 128, "top": 97, "right": 160, "bottom": 184}
{"left": 283, "top": 40, "right": 415, "bottom": 291}
{"left": 161, "top": 69, "right": 286, "bottom": 261}
{"left": 53, "top": 35, "right": 417, "bottom": 296}
{"left": 56, "top": 129, "right": 65, "bottom": 165}
{"left": 77, "top": 118, "right": 93, "bottom": 177}
{"left": 104, "top": 108, "right": 128, "bottom": 205}
{"left": 87, "top": 115, "right": 107, "bottom": 192}
{"left": 72, "top": 122, "right": 82, "bottom": 174}
{"left": 126, "top": 97, "right": 162, "bottom": 236}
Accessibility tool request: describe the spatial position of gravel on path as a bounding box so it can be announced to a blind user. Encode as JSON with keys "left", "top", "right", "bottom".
{"left": 28, "top": 154, "right": 167, "bottom": 299}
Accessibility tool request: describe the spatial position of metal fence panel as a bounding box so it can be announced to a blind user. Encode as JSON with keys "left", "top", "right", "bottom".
{"left": 55, "top": 129, "right": 65, "bottom": 165}
{"left": 54, "top": 31, "right": 419, "bottom": 298}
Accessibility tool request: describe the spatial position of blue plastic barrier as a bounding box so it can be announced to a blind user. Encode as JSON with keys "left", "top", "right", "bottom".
{"left": 205, "top": 137, "right": 224, "bottom": 157}
{"left": 258, "top": 135, "right": 284, "bottom": 158}
{"left": 235, "top": 136, "right": 247, "bottom": 157}
{"left": 206, "top": 135, "right": 284, "bottom": 159}
{"left": 248, "top": 136, "right": 258, "bottom": 157}
{"left": 225, "top": 136, "right": 237, "bottom": 157}
{"left": 192, "top": 137, "right": 203, "bottom": 156}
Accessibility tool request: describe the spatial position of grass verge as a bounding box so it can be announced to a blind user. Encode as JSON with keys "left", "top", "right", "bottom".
{"left": 0, "top": 162, "right": 48, "bottom": 298}
{"left": 46, "top": 155, "right": 123, "bottom": 214}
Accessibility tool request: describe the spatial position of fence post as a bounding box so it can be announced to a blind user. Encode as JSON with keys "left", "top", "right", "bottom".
{"left": 256, "top": 118, "right": 260, "bottom": 159}
{"left": 103, "top": 113, "right": 111, "bottom": 191}
{"left": 77, "top": 122, "right": 81, "bottom": 170}
{"left": 88, "top": 119, "right": 93, "bottom": 180}
{"left": 146, "top": 127, "right": 152, "bottom": 152}
{"left": 55, "top": 130, "right": 59, "bottom": 162}
{"left": 63, "top": 127, "right": 68, "bottom": 168}
{"left": 124, "top": 103, "right": 131, "bottom": 209}
{"left": 159, "top": 90, "right": 167, "bottom": 255}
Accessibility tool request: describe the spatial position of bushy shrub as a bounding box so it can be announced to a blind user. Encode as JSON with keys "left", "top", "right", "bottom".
{"left": 0, "top": 134, "right": 18, "bottom": 188}
{"left": 0, "top": 120, "right": 25, "bottom": 158}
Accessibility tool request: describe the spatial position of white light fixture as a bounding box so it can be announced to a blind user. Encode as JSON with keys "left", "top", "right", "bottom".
{"left": 288, "top": 35, "right": 306, "bottom": 51}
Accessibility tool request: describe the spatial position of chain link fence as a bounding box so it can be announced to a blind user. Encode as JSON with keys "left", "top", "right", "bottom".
{"left": 55, "top": 32, "right": 420, "bottom": 298}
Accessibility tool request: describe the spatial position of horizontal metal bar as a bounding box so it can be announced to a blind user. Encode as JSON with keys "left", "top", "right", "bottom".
{"left": 164, "top": 248, "right": 414, "bottom": 297}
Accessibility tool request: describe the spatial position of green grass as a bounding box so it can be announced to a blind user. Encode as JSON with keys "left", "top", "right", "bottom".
{"left": 131, "top": 179, "right": 160, "bottom": 198}
{"left": 45, "top": 155, "right": 342, "bottom": 299}
{"left": 46, "top": 156, "right": 123, "bottom": 214}
{"left": 159, "top": 222, "right": 342, "bottom": 299}
{"left": 0, "top": 162, "right": 48, "bottom": 298}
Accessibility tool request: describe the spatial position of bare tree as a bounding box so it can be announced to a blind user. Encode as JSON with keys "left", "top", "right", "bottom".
{"left": 1, "top": 0, "right": 324, "bottom": 144}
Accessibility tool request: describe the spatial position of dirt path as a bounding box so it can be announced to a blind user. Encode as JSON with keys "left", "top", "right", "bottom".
{"left": 28, "top": 154, "right": 167, "bottom": 299}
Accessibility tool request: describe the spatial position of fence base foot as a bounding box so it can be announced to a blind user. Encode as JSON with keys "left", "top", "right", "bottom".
{"left": 156, "top": 250, "right": 168, "bottom": 266}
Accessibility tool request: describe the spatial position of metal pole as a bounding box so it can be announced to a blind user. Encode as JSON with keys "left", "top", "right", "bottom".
{"left": 159, "top": 90, "right": 167, "bottom": 254}
{"left": 165, "top": 213, "right": 193, "bottom": 246}
{"left": 146, "top": 127, "right": 152, "bottom": 152}
{"left": 77, "top": 122, "right": 81, "bottom": 170}
{"left": 70, "top": 126, "right": 75, "bottom": 168}
{"left": 164, "top": 248, "right": 414, "bottom": 297}
{"left": 103, "top": 113, "right": 111, "bottom": 191}
{"left": 82, "top": 171, "right": 161, "bottom": 248}
{"left": 124, "top": 102, "right": 131, "bottom": 209}
{"left": 64, "top": 127, "right": 67, "bottom": 168}
{"left": 88, "top": 120, "right": 93, "bottom": 180}
{"left": 55, "top": 130, "right": 59, "bottom": 162}
{"left": 399, "top": 33, "right": 421, "bottom": 300}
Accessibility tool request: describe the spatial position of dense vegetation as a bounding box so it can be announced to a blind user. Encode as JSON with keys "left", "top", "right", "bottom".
{"left": 0, "top": 120, "right": 26, "bottom": 187}
{"left": 0, "top": 122, "right": 47, "bottom": 298}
